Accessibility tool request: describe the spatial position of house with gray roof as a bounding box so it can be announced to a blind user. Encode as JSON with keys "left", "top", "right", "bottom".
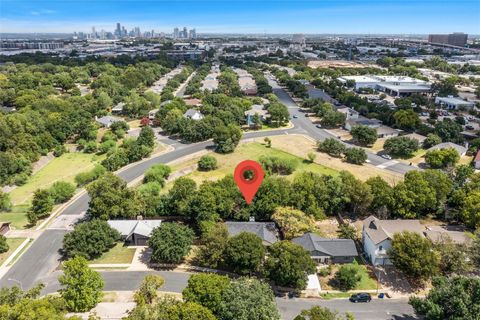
{"left": 108, "top": 220, "right": 162, "bottom": 245}
{"left": 225, "top": 221, "right": 279, "bottom": 245}
{"left": 427, "top": 142, "right": 467, "bottom": 157}
{"left": 362, "top": 215, "right": 425, "bottom": 265}
{"left": 292, "top": 233, "right": 358, "bottom": 264}
{"left": 183, "top": 109, "right": 204, "bottom": 121}
{"left": 95, "top": 115, "right": 124, "bottom": 128}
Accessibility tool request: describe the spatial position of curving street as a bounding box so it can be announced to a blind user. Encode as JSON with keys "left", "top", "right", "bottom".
{"left": 0, "top": 80, "right": 417, "bottom": 319}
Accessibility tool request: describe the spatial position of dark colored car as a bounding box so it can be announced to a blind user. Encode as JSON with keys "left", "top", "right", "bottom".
{"left": 349, "top": 293, "right": 372, "bottom": 303}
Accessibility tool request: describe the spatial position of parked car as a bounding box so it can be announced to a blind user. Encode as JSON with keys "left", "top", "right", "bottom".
{"left": 349, "top": 293, "right": 372, "bottom": 303}
{"left": 316, "top": 124, "right": 322, "bottom": 128}
{"left": 305, "top": 114, "right": 309, "bottom": 117}
{"left": 381, "top": 154, "right": 392, "bottom": 160}
{"left": 466, "top": 125, "right": 474, "bottom": 130}
{"left": 293, "top": 115, "right": 298, "bottom": 118}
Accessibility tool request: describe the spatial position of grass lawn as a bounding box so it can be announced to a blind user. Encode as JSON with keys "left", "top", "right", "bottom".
{"left": 9, "top": 152, "right": 102, "bottom": 205}
{"left": 0, "top": 205, "right": 30, "bottom": 229}
{"left": 90, "top": 243, "right": 136, "bottom": 264}
{"left": 0, "top": 238, "right": 26, "bottom": 266}
{"left": 319, "top": 262, "right": 377, "bottom": 291}
{"left": 165, "top": 142, "right": 338, "bottom": 191}
{"left": 320, "top": 292, "right": 352, "bottom": 299}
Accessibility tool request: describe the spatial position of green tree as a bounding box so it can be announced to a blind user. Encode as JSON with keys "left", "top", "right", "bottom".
{"left": 224, "top": 232, "right": 265, "bottom": 275}
{"left": 213, "top": 124, "right": 242, "bottom": 153}
{"left": 394, "top": 109, "right": 421, "bottom": 131}
{"left": 183, "top": 273, "right": 231, "bottom": 315}
{"left": 307, "top": 152, "right": 316, "bottom": 163}
{"left": 409, "top": 276, "right": 480, "bottom": 320}
{"left": 267, "top": 102, "right": 290, "bottom": 127}
{"left": 351, "top": 125, "right": 377, "bottom": 146}
{"left": 148, "top": 223, "right": 194, "bottom": 263}
{"left": 264, "top": 241, "right": 316, "bottom": 289}
{"left": 434, "top": 119, "right": 463, "bottom": 143}
{"left": 425, "top": 148, "right": 460, "bottom": 169}
{"left": 321, "top": 110, "right": 346, "bottom": 128}
{"left": 434, "top": 235, "right": 472, "bottom": 275}
{"left": 62, "top": 220, "right": 120, "bottom": 259}
{"left": 49, "top": 181, "right": 76, "bottom": 204}
{"left": 389, "top": 232, "right": 440, "bottom": 282}
{"left": 0, "top": 235, "right": 9, "bottom": 253}
{"left": 143, "top": 164, "right": 171, "bottom": 186}
{"left": 334, "top": 263, "right": 361, "bottom": 291}
{"left": 344, "top": 148, "right": 367, "bottom": 164}
{"left": 423, "top": 133, "right": 442, "bottom": 148}
{"left": 271, "top": 207, "right": 317, "bottom": 239}
{"left": 317, "top": 138, "right": 346, "bottom": 157}
{"left": 460, "top": 190, "right": 480, "bottom": 229}
{"left": 366, "top": 176, "right": 394, "bottom": 217}
{"left": 383, "top": 137, "right": 419, "bottom": 158}
{"left": 86, "top": 172, "right": 143, "bottom": 219}
{"left": 337, "top": 224, "right": 358, "bottom": 241}
{"left": 295, "top": 306, "right": 355, "bottom": 320}
{"left": 59, "top": 256, "right": 104, "bottom": 312}
{"left": 197, "top": 223, "right": 228, "bottom": 268}
{"left": 133, "top": 274, "right": 165, "bottom": 305}
{"left": 137, "top": 126, "right": 155, "bottom": 148}
{"left": 27, "top": 189, "right": 53, "bottom": 225}
{"left": 0, "top": 190, "right": 12, "bottom": 211}
{"left": 198, "top": 155, "right": 218, "bottom": 171}
{"left": 219, "top": 277, "right": 280, "bottom": 320}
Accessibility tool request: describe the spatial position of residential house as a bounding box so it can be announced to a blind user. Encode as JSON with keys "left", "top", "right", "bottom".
{"left": 337, "top": 107, "right": 359, "bottom": 120}
{"left": 402, "top": 133, "right": 427, "bottom": 145}
{"left": 424, "top": 225, "right": 472, "bottom": 245}
{"left": 475, "top": 150, "right": 480, "bottom": 169}
{"left": 377, "top": 126, "right": 401, "bottom": 138}
{"left": 362, "top": 215, "right": 425, "bottom": 265}
{"left": 148, "top": 109, "right": 159, "bottom": 120}
{"left": 108, "top": 220, "right": 162, "bottom": 245}
{"left": 427, "top": 142, "right": 468, "bottom": 157}
{"left": 184, "top": 98, "right": 202, "bottom": 107}
{"left": 225, "top": 221, "right": 279, "bottom": 246}
{"left": 111, "top": 102, "right": 125, "bottom": 114}
{"left": 245, "top": 104, "right": 268, "bottom": 127}
{"left": 292, "top": 233, "right": 358, "bottom": 264}
{"left": 95, "top": 115, "right": 124, "bottom": 128}
{"left": 183, "top": 109, "right": 204, "bottom": 121}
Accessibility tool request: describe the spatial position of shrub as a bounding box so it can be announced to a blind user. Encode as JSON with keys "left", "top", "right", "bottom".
{"left": 259, "top": 156, "right": 298, "bottom": 175}
{"left": 143, "top": 164, "right": 171, "bottom": 186}
{"left": 0, "top": 235, "right": 9, "bottom": 253}
{"left": 334, "top": 263, "right": 361, "bottom": 291}
{"left": 98, "top": 140, "right": 116, "bottom": 154}
{"left": 74, "top": 165, "right": 106, "bottom": 186}
{"left": 198, "top": 155, "right": 218, "bottom": 171}
{"left": 53, "top": 145, "right": 68, "bottom": 157}
{"left": 83, "top": 141, "right": 97, "bottom": 153}
{"left": 49, "top": 181, "right": 76, "bottom": 204}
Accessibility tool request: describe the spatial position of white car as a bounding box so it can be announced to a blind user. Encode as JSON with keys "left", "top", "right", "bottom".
{"left": 381, "top": 154, "right": 392, "bottom": 160}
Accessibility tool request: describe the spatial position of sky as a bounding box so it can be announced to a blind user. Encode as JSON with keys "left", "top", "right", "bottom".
{"left": 0, "top": 0, "right": 479, "bottom": 34}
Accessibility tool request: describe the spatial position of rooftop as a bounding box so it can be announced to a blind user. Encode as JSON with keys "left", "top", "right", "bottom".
{"left": 435, "top": 96, "right": 475, "bottom": 106}
{"left": 225, "top": 221, "right": 279, "bottom": 245}
{"left": 108, "top": 220, "right": 162, "bottom": 238}
{"left": 363, "top": 215, "right": 425, "bottom": 245}
{"left": 428, "top": 142, "right": 467, "bottom": 155}
{"left": 292, "top": 233, "right": 358, "bottom": 257}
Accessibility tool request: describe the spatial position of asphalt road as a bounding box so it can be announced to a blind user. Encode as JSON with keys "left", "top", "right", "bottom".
{"left": 40, "top": 270, "right": 415, "bottom": 320}
{"left": 0, "top": 81, "right": 417, "bottom": 319}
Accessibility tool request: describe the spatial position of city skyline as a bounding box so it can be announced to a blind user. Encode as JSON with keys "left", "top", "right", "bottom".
{"left": 1, "top": 0, "right": 479, "bottom": 34}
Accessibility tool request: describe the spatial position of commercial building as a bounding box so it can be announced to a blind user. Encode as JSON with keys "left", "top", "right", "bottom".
{"left": 428, "top": 33, "right": 468, "bottom": 47}
{"left": 338, "top": 75, "right": 431, "bottom": 97}
{"left": 435, "top": 96, "right": 475, "bottom": 110}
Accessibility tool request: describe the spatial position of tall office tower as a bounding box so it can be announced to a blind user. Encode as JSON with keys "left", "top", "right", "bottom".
{"left": 91, "top": 26, "right": 97, "bottom": 39}
{"left": 189, "top": 28, "right": 197, "bottom": 39}
{"left": 116, "top": 23, "right": 121, "bottom": 37}
{"left": 122, "top": 26, "right": 127, "bottom": 37}
{"left": 174, "top": 27, "right": 179, "bottom": 39}
{"left": 134, "top": 27, "right": 141, "bottom": 37}
{"left": 151, "top": 29, "right": 155, "bottom": 38}
{"left": 428, "top": 32, "right": 468, "bottom": 47}
{"left": 183, "top": 27, "right": 188, "bottom": 38}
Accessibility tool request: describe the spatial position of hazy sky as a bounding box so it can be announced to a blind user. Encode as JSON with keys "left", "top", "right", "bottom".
{"left": 1, "top": 0, "right": 479, "bottom": 34}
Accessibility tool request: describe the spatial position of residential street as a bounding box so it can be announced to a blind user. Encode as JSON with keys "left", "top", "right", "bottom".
{"left": 0, "top": 81, "right": 418, "bottom": 319}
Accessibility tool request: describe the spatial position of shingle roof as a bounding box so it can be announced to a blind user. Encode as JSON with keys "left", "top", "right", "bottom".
{"left": 225, "top": 222, "right": 279, "bottom": 245}
{"left": 108, "top": 220, "right": 162, "bottom": 239}
{"left": 362, "top": 215, "right": 425, "bottom": 245}
{"left": 292, "top": 233, "right": 358, "bottom": 257}
{"left": 427, "top": 142, "right": 467, "bottom": 155}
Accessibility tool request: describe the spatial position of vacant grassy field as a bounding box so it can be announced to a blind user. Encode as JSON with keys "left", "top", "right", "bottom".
{"left": 164, "top": 141, "right": 339, "bottom": 191}
{"left": 261, "top": 135, "right": 403, "bottom": 185}
{"left": 0, "top": 238, "right": 26, "bottom": 266}
{"left": 0, "top": 205, "right": 30, "bottom": 229}
{"left": 90, "top": 243, "right": 136, "bottom": 264}
{"left": 9, "top": 152, "right": 102, "bottom": 205}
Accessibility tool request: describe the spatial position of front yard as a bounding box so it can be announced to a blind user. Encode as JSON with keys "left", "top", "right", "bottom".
{"left": 319, "top": 261, "right": 377, "bottom": 291}
{"left": 90, "top": 243, "right": 136, "bottom": 265}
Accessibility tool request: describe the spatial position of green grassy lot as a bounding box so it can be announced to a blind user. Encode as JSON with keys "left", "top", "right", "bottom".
{"left": 0, "top": 238, "right": 26, "bottom": 266}
{"left": 320, "top": 292, "right": 352, "bottom": 299}
{"left": 0, "top": 205, "right": 30, "bottom": 229}
{"left": 90, "top": 243, "right": 136, "bottom": 264}
{"left": 165, "top": 142, "right": 338, "bottom": 191}
{"left": 320, "top": 262, "right": 377, "bottom": 291}
{"left": 9, "top": 152, "right": 103, "bottom": 205}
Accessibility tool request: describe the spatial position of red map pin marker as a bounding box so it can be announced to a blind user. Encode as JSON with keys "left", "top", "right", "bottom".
{"left": 234, "top": 160, "right": 265, "bottom": 205}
